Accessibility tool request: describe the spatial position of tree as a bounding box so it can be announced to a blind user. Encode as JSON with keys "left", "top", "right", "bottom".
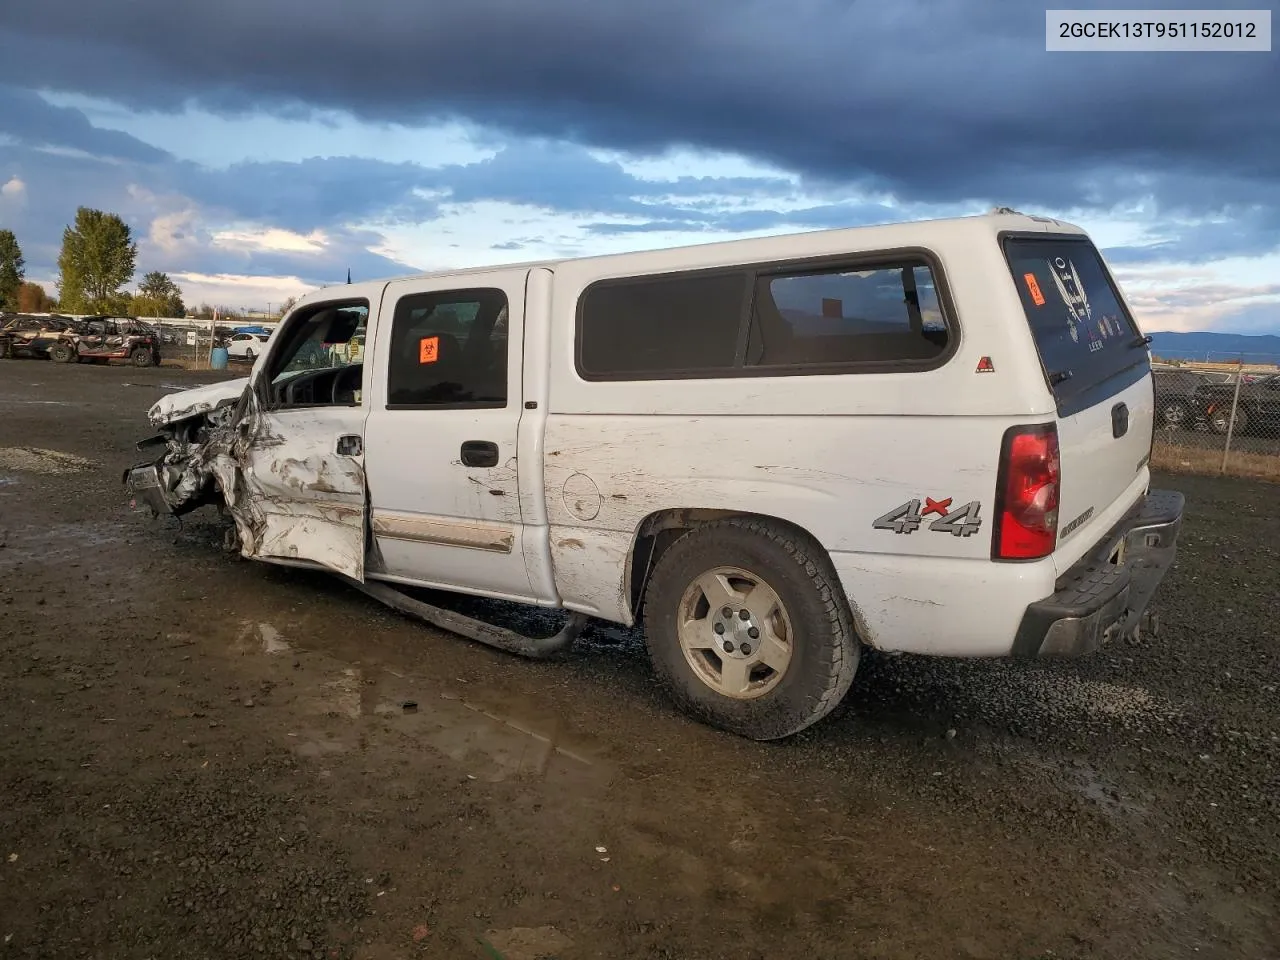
{"left": 16, "top": 281, "right": 56, "bottom": 312}
{"left": 56, "top": 207, "right": 138, "bottom": 313}
{"left": 0, "top": 229, "right": 24, "bottom": 311}
{"left": 134, "top": 270, "right": 185, "bottom": 317}
{"left": 279, "top": 295, "right": 298, "bottom": 317}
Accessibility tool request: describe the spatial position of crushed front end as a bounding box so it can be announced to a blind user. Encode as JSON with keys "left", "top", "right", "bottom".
{"left": 123, "top": 378, "right": 252, "bottom": 518}
{"left": 124, "top": 403, "right": 239, "bottom": 517}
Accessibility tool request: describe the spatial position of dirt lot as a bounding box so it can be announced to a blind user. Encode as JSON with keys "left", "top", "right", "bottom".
{"left": 1, "top": 362, "right": 1277, "bottom": 960}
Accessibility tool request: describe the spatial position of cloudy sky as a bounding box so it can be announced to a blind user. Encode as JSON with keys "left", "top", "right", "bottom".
{"left": 0, "top": 0, "right": 1276, "bottom": 332}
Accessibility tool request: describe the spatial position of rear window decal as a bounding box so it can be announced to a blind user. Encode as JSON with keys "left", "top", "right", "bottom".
{"left": 1023, "top": 273, "right": 1046, "bottom": 306}
{"left": 419, "top": 336, "right": 440, "bottom": 364}
{"left": 1048, "top": 256, "right": 1093, "bottom": 343}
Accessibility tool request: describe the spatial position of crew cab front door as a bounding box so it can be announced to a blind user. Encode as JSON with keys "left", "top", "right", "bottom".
{"left": 231, "top": 287, "right": 385, "bottom": 581}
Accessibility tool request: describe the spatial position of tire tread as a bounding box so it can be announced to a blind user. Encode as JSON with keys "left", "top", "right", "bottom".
{"left": 642, "top": 516, "right": 859, "bottom": 740}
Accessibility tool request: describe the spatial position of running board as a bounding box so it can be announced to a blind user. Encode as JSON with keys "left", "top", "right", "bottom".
{"left": 341, "top": 576, "right": 588, "bottom": 660}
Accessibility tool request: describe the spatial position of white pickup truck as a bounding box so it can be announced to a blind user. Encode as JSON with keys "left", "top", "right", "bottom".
{"left": 125, "top": 210, "right": 1183, "bottom": 740}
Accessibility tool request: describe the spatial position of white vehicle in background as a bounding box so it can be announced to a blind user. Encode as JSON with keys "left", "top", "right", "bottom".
{"left": 226, "top": 332, "right": 271, "bottom": 361}
{"left": 125, "top": 209, "right": 1184, "bottom": 741}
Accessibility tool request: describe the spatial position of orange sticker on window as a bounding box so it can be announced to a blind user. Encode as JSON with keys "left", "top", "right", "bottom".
{"left": 418, "top": 336, "right": 439, "bottom": 364}
{"left": 1024, "top": 272, "right": 1046, "bottom": 306}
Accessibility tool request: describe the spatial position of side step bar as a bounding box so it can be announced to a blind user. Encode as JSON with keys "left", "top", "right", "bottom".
{"left": 341, "top": 576, "right": 589, "bottom": 660}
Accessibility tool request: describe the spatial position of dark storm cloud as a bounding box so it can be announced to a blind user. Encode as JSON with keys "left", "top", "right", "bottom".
{"left": 0, "top": 87, "right": 167, "bottom": 164}
{"left": 2, "top": 91, "right": 895, "bottom": 254}
{"left": 185, "top": 157, "right": 441, "bottom": 228}
{"left": 1, "top": 0, "right": 1276, "bottom": 220}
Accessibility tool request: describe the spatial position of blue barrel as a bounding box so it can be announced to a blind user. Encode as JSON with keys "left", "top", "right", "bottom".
{"left": 210, "top": 346, "right": 229, "bottom": 370}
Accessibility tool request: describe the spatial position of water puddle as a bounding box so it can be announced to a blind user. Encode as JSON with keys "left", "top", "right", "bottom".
{"left": 1009, "top": 749, "right": 1150, "bottom": 822}
{"left": 377, "top": 677, "right": 601, "bottom": 784}
{"left": 1059, "top": 760, "right": 1150, "bottom": 820}
{"left": 232, "top": 621, "right": 292, "bottom": 656}
{"left": 283, "top": 656, "right": 609, "bottom": 787}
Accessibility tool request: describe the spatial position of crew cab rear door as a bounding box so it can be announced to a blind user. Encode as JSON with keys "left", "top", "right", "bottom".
{"left": 1003, "top": 235, "right": 1154, "bottom": 565}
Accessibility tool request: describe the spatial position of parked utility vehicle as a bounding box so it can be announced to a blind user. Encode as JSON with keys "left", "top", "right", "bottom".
{"left": 0, "top": 313, "right": 161, "bottom": 365}
{"left": 125, "top": 211, "right": 1183, "bottom": 740}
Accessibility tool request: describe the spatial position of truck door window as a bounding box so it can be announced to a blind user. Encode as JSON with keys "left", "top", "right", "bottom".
{"left": 261, "top": 300, "right": 369, "bottom": 409}
{"left": 385, "top": 288, "right": 508, "bottom": 409}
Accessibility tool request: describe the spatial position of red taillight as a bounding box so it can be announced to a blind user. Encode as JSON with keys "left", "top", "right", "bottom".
{"left": 992, "top": 423, "right": 1060, "bottom": 561}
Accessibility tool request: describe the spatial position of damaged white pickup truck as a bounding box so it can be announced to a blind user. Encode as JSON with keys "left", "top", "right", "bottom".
{"left": 126, "top": 211, "right": 1183, "bottom": 741}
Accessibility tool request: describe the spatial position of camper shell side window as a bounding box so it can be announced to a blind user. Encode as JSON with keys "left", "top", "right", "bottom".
{"left": 575, "top": 248, "right": 958, "bottom": 381}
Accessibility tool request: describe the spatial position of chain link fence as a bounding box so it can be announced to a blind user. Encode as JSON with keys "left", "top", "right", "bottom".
{"left": 1151, "top": 361, "right": 1280, "bottom": 481}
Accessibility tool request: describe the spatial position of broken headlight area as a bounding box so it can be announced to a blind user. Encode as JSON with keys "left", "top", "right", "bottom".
{"left": 124, "top": 406, "right": 237, "bottom": 517}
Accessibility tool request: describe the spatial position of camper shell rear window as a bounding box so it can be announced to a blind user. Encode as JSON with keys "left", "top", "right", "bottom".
{"left": 1002, "top": 234, "right": 1149, "bottom": 413}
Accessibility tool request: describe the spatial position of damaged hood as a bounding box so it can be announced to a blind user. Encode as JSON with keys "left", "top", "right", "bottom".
{"left": 149, "top": 377, "right": 250, "bottom": 426}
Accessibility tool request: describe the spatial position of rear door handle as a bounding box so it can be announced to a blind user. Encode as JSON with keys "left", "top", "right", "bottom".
{"left": 336, "top": 434, "right": 363, "bottom": 456}
{"left": 460, "top": 440, "right": 499, "bottom": 468}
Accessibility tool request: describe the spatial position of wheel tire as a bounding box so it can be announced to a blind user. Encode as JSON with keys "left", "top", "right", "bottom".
{"left": 1159, "top": 399, "right": 1190, "bottom": 430}
{"left": 131, "top": 347, "right": 154, "bottom": 367}
{"left": 642, "top": 517, "right": 860, "bottom": 741}
{"left": 49, "top": 342, "right": 75, "bottom": 363}
{"left": 244, "top": 348, "right": 255, "bottom": 362}
{"left": 1209, "top": 404, "right": 1248, "bottom": 435}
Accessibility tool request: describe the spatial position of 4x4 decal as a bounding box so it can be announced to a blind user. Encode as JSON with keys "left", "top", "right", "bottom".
{"left": 873, "top": 497, "right": 983, "bottom": 537}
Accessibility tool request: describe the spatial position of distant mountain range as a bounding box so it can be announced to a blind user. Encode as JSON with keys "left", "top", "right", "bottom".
{"left": 1148, "top": 331, "right": 1280, "bottom": 365}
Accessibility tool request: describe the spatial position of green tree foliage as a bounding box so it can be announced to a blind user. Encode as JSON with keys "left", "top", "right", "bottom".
{"left": 134, "top": 270, "right": 186, "bottom": 317}
{"left": 16, "top": 281, "right": 56, "bottom": 312}
{"left": 56, "top": 207, "right": 138, "bottom": 313}
{"left": 0, "top": 229, "right": 24, "bottom": 311}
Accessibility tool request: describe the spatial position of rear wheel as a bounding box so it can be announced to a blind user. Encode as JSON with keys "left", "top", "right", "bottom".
{"left": 131, "top": 347, "right": 154, "bottom": 367}
{"left": 49, "top": 342, "right": 76, "bottom": 364}
{"left": 244, "top": 347, "right": 256, "bottom": 362}
{"left": 642, "top": 517, "right": 859, "bottom": 740}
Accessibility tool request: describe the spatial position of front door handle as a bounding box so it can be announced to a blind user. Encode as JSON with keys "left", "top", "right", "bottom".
{"left": 336, "top": 434, "right": 363, "bottom": 456}
{"left": 460, "top": 440, "right": 499, "bottom": 468}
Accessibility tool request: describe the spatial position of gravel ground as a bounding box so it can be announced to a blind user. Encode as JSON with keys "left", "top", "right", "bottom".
{"left": 0, "top": 362, "right": 1277, "bottom": 960}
